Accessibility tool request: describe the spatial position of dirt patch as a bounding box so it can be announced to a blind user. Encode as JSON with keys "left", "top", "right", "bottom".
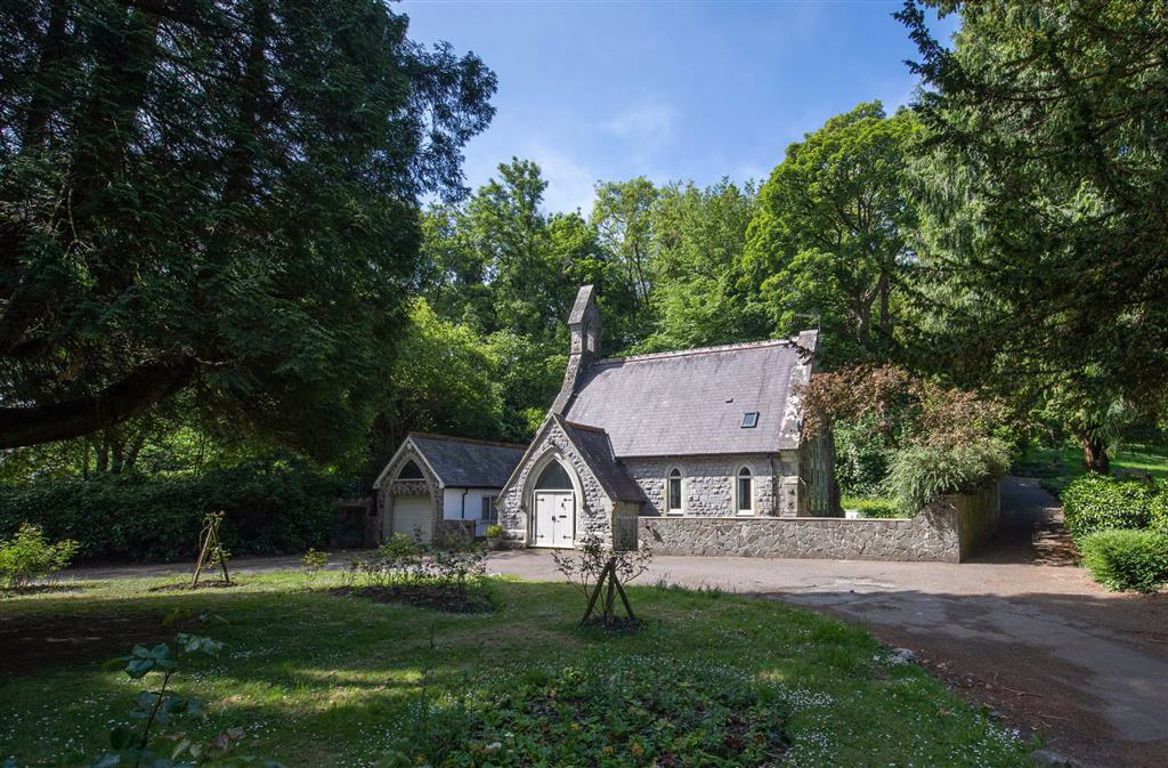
{"left": 0, "top": 611, "right": 175, "bottom": 678}
{"left": 331, "top": 585, "right": 494, "bottom": 614}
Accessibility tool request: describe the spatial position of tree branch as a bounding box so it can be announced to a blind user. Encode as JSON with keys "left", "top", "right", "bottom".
{"left": 0, "top": 358, "right": 196, "bottom": 448}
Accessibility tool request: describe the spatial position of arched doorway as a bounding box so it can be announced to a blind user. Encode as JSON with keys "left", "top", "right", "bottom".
{"left": 532, "top": 459, "right": 576, "bottom": 548}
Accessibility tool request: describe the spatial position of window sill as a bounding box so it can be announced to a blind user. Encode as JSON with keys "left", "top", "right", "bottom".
{"left": 666, "top": 510, "right": 684, "bottom": 516}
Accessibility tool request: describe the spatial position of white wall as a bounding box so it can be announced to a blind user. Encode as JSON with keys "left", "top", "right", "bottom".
{"left": 441, "top": 487, "right": 501, "bottom": 537}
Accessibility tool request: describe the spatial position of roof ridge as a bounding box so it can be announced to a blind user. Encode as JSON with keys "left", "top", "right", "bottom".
{"left": 594, "top": 336, "right": 802, "bottom": 366}
{"left": 407, "top": 432, "right": 527, "bottom": 450}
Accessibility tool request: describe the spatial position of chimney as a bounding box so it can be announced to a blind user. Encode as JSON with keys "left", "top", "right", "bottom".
{"left": 551, "top": 285, "right": 599, "bottom": 414}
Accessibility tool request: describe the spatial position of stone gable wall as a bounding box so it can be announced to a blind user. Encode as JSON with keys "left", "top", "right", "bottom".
{"left": 497, "top": 420, "right": 613, "bottom": 547}
{"left": 639, "top": 483, "right": 999, "bottom": 563}
{"left": 624, "top": 454, "right": 800, "bottom": 517}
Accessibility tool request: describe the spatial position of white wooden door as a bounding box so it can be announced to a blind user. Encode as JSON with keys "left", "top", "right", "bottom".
{"left": 534, "top": 491, "right": 575, "bottom": 548}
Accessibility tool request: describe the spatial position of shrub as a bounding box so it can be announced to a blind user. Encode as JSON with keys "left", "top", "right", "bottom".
{"left": 485, "top": 523, "right": 503, "bottom": 538}
{"left": 887, "top": 438, "right": 1009, "bottom": 514}
{"left": 1061, "top": 474, "right": 1152, "bottom": 543}
{"left": 0, "top": 460, "right": 342, "bottom": 563}
{"left": 1149, "top": 481, "right": 1168, "bottom": 535}
{"left": 0, "top": 523, "right": 79, "bottom": 589}
{"left": 842, "top": 497, "right": 904, "bottom": 519}
{"left": 834, "top": 417, "right": 894, "bottom": 497}
{"left": 1080, "top": 529, "right": 1168, "bottom": 592}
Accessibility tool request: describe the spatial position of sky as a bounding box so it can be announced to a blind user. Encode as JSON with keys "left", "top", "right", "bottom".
{"left": 399, "top": 1, "right": 958, "bottom": 213}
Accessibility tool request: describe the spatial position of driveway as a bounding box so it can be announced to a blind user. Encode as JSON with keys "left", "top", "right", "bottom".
{"left": 65, "top": 478, "right": 1165, "bottom": 767}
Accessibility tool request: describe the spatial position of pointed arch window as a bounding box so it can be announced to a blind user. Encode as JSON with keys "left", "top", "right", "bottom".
{"left": 667, "top": 468, "right": 683, "bottom": 513}
{"left": 397, "top": 460, "right": 424, "bottom": 480}
{"left": 736, "top": 467, "right": 753, "bottom": 514}
{"left": 535, "top": 460, "right": 573, "bottom": 490}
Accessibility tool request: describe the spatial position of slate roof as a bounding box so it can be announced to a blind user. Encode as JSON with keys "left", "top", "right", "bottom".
{"left": 560, "top": 419, "right": 646, "bottom": 503}
{"left": 407, "top": 434, "right": 526, "bottom": 488}
{"left": 562, "top": 337, "right": 813, "bottom": 457}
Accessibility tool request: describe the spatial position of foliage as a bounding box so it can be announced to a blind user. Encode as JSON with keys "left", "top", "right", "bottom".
{"left": 900, "top": 0, "right": 1168, "bottom": 472}
{"left": 1061, "top": 474, "right": 1153, "bottom": 543}
{"left": 388, "top": 657, "right": 790, "bottom": 767}
{"left": 841, "top": 497, "right": 904, "bottom": 519}
{"left": 91, "top": 633, "right": 281, "bottom": 767}
{"left": 745, "top": 102, "right": 921, "bottom": 364}
{"left": 347, "top": 534, "right": 489, "bottom": 606}
{"left": 1150, "top": 482, "right": 1168, "bottom": 535}
{"left": 484, "top": 524, "right": 503, "bottom": 539}
{"left": 0, "top": 0, "right": 495, "bottom": 454}
{"left": 0, "top": 523, "right": 78, "bottom": 589}
{"left": 0, "top": 461, "right": 341, "bottom": 562}
{"left": 833, "top": 416, "right": 897, "bottom": 497}
{"left": 887, "top": 439, "right": 1010, "bottom": 515}
{"left": 1080, "top": 529, "right": 1168, "bottom": 593}
{"left": 300, "top": 549, "right": 329, "bottom": 586}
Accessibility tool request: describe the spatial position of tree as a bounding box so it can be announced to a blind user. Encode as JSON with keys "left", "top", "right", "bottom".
{"left": 591, "top": 177, "right": 659, "bottom": 344}
{"left": 0, "top": 1, "right": 495, "bottom": 456}
{"left": 642, "top": 179, "right": 767, "bottom": 351}
{"left": 744, "top": 102, "right": 921, "bottom": 364}
{"left": 899, "top": 0, "right": 1168, "bottom": 471}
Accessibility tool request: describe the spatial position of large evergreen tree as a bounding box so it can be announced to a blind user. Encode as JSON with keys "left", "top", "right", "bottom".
{"left": 900, "top": 0, "right": 1168, "bottom": 471}
{"left": 0, "top": 0, "right": 495, "bottom": 456}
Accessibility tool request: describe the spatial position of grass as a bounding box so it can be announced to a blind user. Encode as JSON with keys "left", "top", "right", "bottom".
{"left": 0, "top": 570, "right": 1033, "bottom": 767}
{"left": 1015, "top": 441, "right": 1168, "bottom": 497}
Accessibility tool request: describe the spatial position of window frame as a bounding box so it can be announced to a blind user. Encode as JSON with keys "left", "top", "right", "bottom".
{"left": 735, "top": 466, "right": 754, "bottom": 515}
{"left": 666, "top": 467, "right": 684, "bottom": 514}
{"left": 480, "top": 494, "right": 498, "bottom": 523}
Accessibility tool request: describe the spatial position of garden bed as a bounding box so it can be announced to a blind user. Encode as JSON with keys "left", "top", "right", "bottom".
{"left": 331, "top": 584, "right": 494, "bottom": 613}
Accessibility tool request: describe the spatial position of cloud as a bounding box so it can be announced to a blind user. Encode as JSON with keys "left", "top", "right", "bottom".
{"left": 527, "top": 145, "right": 598, "bottom": 214}
{"left": 602, "top": 102, "right": 678, "bottom": 142}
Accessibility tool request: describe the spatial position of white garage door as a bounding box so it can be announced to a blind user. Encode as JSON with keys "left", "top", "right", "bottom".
{"left": 392, "top": 494, "right": 433, "bottom": 542}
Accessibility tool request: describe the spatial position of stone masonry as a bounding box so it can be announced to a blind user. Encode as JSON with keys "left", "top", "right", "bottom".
{"left": 497, "top": 418, "right": 613, "bottom": 547}
{"left": 624, "top": 454, "right": 800, "bottom": 517}
{"left": 639, "top": 484, "right": 1000, "bottom": 563}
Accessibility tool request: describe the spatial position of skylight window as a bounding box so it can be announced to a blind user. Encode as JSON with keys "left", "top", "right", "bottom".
{"left": 741, "top": 411, "right": 759, "bottom": 429}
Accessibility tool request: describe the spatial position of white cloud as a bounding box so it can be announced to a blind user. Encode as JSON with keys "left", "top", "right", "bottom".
{"left": 602, "top": 102, "right": 678, "bottom": 142}
{"left": 527, "top": 145, "right": 598, "bottom": 214}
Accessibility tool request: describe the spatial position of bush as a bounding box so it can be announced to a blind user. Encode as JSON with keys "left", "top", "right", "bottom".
{"left": 1080, "top": 529, "right": 1168, "bottom": 592}
{"left": 485, "top": 523, "right": 503, "bottom": 538}
{"left": 842, "top": 497, "right": 904, "bottom": 519}
{"left": 834, "top": 417, "right": 894, "bottom": 497}
{"left": 1149, "top": 481, "right": 1168, "bottom": 535}
{"left": 0, "top": 523, "right": 79, "bottom": 589}
{"left": 1061, "top": 474, "right": 1152, "bottom": 543}
{"left": 0, "top": 460, "right": 342, "bottom": 563}
{"left": 887, "top": 438, "right": 1009, "bottom": 514}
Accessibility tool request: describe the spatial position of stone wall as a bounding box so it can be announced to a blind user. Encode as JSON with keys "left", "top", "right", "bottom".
{"left": 639, "top": 482, "right": 1000, "bottom": 563}
{"left": 624, "top": 453, "right": 800, "bottom": 517}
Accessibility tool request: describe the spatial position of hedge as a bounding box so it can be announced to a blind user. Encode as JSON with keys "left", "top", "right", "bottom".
{"left": 0, "top": 462, "right": 344, "bottom": 563}
{"left": 1061, "top": 474, "right": 1153, "bottom": 543}
{"left": 1080, "top": 529, "right": 1168, "bottom": 593}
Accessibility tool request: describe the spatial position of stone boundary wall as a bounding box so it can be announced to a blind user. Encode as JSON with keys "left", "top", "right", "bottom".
{"left": 638, "top": 483, "right": 999, "bottom": 563}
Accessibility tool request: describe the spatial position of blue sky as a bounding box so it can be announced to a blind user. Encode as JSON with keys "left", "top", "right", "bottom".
{"left": 400, "top": 1, "right": 957, "bottom": 213}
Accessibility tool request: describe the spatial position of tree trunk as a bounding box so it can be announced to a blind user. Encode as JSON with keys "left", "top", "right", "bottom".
{"left": 1079, "top": 432, "right": 1110, "bottom": 475}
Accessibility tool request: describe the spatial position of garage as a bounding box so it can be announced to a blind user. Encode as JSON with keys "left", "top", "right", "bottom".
{"left": 391, "top": 492, "right": 434, "bottom": 542}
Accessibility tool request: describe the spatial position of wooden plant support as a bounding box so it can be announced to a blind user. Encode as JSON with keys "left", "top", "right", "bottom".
{"left": 580, "top": 557, "right": 636, "bottom": 626}
{"left": 191, "top": 512, "right": 231, "bottom": 588}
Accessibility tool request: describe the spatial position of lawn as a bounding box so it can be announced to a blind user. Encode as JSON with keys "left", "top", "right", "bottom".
{"left": 0, "top": 571, "right": 1032, "bottom": 768}
{"left": 1015, "top": 441, "right": 1168, "bottom": 496}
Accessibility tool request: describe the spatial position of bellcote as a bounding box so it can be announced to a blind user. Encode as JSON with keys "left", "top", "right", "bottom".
{"left": 568, "top": 284, "right": 600, "bottom": 358}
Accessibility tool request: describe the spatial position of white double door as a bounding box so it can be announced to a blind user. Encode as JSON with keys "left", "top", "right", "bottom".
{"left": 534, "top": 491, "right": 575, "bottom": 548}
